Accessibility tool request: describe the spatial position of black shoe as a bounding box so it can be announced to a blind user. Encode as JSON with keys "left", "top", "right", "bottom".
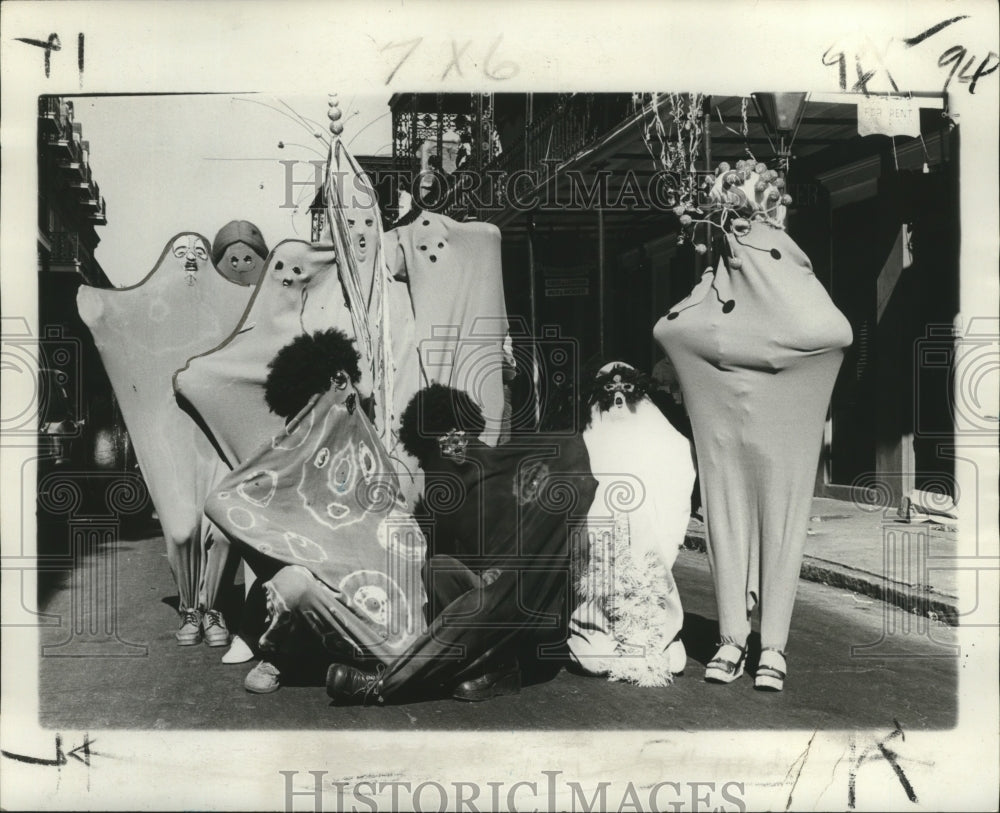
{"left": 452, "top": 660, "right": 521, "bottom": 702}
{"left": 325, "top": 663, "right": 384, "bottom": 705}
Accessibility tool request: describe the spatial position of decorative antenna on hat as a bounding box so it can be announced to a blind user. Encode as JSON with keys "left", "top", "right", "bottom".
{"left": 327, "top": 93, "right": 345, "bottom": 137}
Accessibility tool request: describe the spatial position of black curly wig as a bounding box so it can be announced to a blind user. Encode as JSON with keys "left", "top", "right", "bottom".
{"left": 264, "top": 329, "right": 362, "bottom": 420}
{"left": 398, "top": 383, "right": 486, "bottom": 465}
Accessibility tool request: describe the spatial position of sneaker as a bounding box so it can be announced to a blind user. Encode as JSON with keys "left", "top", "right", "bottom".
{"left": 175, "top": 608, "right": 202, "bottom": 645}
{"left": 244, "top": 661, "right": 281, "bottom": 694}
{"left": 202, "top": 609, "right": 230, "bottom": 647}
{"left": 222, "top": 635, "right": 255, "bottom": 664}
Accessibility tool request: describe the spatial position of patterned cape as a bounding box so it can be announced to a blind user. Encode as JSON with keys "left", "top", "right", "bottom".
{"left": 204, "top": 383, "right": 428, "bottom": 660}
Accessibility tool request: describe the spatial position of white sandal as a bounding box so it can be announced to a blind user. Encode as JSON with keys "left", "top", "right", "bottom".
{"left": 704, "top": 643, "right": 746, "bottom": 684}
{"left": 754, "top": 648, "right": 787, "bottom": 692}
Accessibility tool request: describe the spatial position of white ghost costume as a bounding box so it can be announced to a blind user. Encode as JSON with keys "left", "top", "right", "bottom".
{"left": 569, "top": 363, "right": 696, "bottom": 686}
{"left": 174, "top": 239, "right": 362, "bottom": 469}
{"left": 77, "top": 233, "right": 254, "bottom": 612}
{"left": 385, "top": 213, "right": 509, "bottom": 448}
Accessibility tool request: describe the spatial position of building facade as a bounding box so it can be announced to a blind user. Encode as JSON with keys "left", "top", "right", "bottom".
{"left": 37, "top": 96, "right": 133, "bottom": 492}
{"left": 389, "top": 92, "right": 960, "bottom": 506}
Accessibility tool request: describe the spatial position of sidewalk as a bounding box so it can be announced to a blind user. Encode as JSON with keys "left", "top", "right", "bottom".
{"left": 683, "top": 496, "right": 960, "bottom": 625}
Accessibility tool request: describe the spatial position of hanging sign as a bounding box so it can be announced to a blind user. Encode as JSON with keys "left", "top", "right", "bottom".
{"left": 856, "top": 96, "right": 921, "bottom": 138}
{"left": 540, "top": 262, "right": 592, "bottom": 297}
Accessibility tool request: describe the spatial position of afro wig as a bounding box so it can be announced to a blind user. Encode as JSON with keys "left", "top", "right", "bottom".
{"left": 398, "top": 383, "right": 486, "bottom": 465}
{"left": 264, "top": 329, "right": 361, "bottom": 420}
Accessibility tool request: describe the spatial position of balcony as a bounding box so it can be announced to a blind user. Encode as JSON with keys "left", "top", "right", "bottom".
{"left": 43, "top": 130, "right": 76, "bottom": 158}
{"left": 440, "top": 93, "right": 636, "bottom": 221}
{"left": 89, "top": 197, "right": 107, "bottom": 226}
{"left": 80, "top": 180, "right": 101, "bottom": 209}
{"left": 38, "top": 96, "right": 61, "bottom": 133}
{"left": 50, "top": 230, "right": 81, "bottom": 266}
{"left": 58, "top": 137, "right": 86, "bottom": 178}
{"left": 66, "top": 161, "right": 92, "bottom": 187}
{"left": 59, "top": 161, "right": 85, "bottom": 181}
{"left": 38, "top": 97, "right": 74, "bottom": 137}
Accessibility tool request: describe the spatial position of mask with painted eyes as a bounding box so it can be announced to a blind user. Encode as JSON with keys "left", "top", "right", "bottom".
{"left": 438, "top": 429, "right": 469, "bottom": 464}
{"left": 346, "top": 208, "right": 377, "bottom": 268}
{"left": 604, "top": 375, "right": 635, "bottom": 394}
{"left": 590, "top": 363, "right": 647, "bottom": 417}
{"left": 331, "top": 371, "right": 350, "bottom": 391}
{"left": 216, "top": 239, "right": 266, "bottom": 286}
{"left": 267, "top": 243, "right": 315, "bottom": 289}
{"left": 171, "top": 235, "right": 210, "bottom": 285}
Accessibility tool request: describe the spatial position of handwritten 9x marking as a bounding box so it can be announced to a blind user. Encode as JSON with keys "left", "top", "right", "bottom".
{"left": 823, "top": 15, "right": 998, "bottom": 96}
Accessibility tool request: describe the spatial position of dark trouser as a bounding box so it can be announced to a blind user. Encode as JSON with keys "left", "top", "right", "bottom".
{"left": 238, "top": 579, "right": 269, "bottom": 657}
{"left": 238, "top": 549, "right": 571, "bottom": 696}
{"left": 236, "top": 545, "right": 282, "bottom": 657}
{"left": 375, "top": 554, "right": 570, "bottom": 702}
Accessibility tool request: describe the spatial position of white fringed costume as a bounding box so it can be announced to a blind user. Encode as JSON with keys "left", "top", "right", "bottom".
{"left": 569, "top": 363, "right": 696, "bottom": 686}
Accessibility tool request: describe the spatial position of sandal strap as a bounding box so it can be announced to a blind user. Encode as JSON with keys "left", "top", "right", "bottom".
{"left": 757, "top": 649, "right": 787, "bottom": 680}
{"left": 707, "top": 657, "right": 741, "bottom": 673}
{"left": 708, "top": 644, "right": 746, "bottom": 674}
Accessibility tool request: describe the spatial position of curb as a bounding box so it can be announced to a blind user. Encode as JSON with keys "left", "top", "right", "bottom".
{"left": 682, "top": 532, "right": 960, "bottom": 627}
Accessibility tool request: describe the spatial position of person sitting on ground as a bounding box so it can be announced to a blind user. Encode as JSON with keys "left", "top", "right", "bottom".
{"left": 205, "top": 328, "right": 428, "bottom": 694}
{"left": 325, "top": 384, "right": 598, "bottom": 705}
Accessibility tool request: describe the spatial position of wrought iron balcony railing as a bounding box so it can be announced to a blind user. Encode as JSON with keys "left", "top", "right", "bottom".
{"left": 38, "top": 97, "right": 74, "bottom": 137}
{"left": 442, "top": 93, "right": 636, "bottom": 221}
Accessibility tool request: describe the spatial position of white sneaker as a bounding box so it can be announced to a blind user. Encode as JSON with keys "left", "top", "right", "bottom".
{"left": 244, "top": 661, "right": 281, "bottom": 694}
{"left": 222, "top": 635, "right": 255, "bottom": 664}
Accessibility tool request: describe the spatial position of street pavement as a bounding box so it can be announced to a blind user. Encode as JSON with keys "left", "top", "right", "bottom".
{"left": 37, "top": 530, "right": 958, "bottom": 732}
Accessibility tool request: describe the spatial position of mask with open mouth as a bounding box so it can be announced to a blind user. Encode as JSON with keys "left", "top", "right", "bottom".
{"left": 346, "top": 210, "right": 377, "bottom": 267}
{"left": 171, "top": 234, "right": 210, "bottom": 286}
{"left": 589, "top": 362, "right": 648, "bottom": 420}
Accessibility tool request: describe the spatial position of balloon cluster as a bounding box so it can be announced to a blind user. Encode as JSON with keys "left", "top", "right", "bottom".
{"left": 672, "top": 159, "right": 793, "bottom": 253}
{"left": 328, "top": 94, "right": 344, "bottom": 137}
